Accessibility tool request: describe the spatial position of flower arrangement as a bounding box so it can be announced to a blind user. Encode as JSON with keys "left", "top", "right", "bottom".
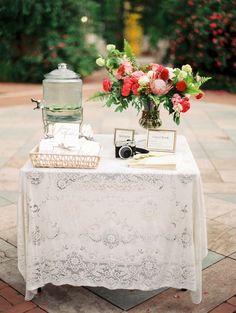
{"left": 92, "top": 40, "right": 211, "bottom": 127}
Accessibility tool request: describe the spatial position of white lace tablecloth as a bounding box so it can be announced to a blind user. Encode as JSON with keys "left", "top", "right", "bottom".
{"left": 17, "top": 135, "right": 207, "bottom": 303}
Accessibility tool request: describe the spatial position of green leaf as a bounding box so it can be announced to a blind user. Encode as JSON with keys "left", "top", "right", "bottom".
{"left": 185, "top": 86, "right": 201, "bottom": 95}
{"left": 162, "top": 97, "right": 175, "bottom": 114}
{"left": 115, "top": 105, "right": 123, "bottom": 112}
{"left": 106, "top": 96, "right": 114, "bottom": 107}
{"left": 88, "top": 91, "right": 110, "bottom": 102}
{"left": 198, "top": 76, "right": 212, "bottom": 86}
{"left": 174, "top": 112, "right": 180, "bottom": 125}
{"left": 148, "top": 94, "right": 160, "bottom": 106}
{"left": 124, "top": 39, "right": 138, "bottom": 67}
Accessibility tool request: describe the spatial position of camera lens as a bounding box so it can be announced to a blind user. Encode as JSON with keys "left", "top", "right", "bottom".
{"left": 119, "top": 146, "right": 132, "bottom": 159}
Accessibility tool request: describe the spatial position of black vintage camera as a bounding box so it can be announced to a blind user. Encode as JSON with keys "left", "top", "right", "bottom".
{"left": 115, "top": 140, "right": 136, "bottom": 159}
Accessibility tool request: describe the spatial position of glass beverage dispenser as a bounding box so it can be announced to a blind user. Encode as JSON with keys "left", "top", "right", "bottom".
{"left": 32, "top": 63, "right": 83, "bottom": 136}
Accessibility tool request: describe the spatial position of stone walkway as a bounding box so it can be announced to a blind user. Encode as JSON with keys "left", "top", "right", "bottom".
{"left": 0, "top": 73, "right": 236, "bottom": 312}
{"left": 0, "top": 280, "right": 46, "bottom": 312}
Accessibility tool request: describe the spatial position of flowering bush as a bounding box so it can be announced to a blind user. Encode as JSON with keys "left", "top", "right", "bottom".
{"left": 92, "top": 41, "right": 211, "bottom": 125}
{"left": 170, "top": 1, "right": 236, "bottom": 86}
{"left": 136, "top": 0, "right": 235, "bottom": 92}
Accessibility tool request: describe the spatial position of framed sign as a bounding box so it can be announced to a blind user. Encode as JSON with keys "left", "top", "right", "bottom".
{"left": 146, "top": 129, "right": 176, "bottom": 152}
{"left": 114, "top": 128, "right": 135, "bottom": 144}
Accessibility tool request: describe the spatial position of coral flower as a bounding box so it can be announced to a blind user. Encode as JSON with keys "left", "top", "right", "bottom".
{"left": 121, "top": 77, "right": 132, "bottom": 96}
{"left": 132, "top": 83, "right": 140, "bottom": 96}
{"left": 103, "top": 79, "right": 112, "bottom": 92}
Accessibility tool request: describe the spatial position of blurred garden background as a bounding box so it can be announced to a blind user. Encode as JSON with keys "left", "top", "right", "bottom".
{"left": 0, "top": 0, "right": 235, "bottom": 92}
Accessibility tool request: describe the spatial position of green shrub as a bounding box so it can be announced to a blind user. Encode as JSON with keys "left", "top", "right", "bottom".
{"left": 0, "top": 0, "right": 100, "bottom": 82}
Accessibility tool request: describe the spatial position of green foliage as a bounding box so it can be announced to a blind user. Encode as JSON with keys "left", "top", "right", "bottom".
{"left": 124, "top": 39, "right": 138, "bottom": 68}
{"left": 89, "top": 91, "right": 111, "bottom": 102}
{"left": 0, "top": 0, "right": 100, "bottom": 82}
{"left": 174, "top": 112, "right": 180, "bottom": 125}
{"left": 148, "top": 95, "right": 160, "bottom": 106}
{"left": 162, "top": 97, "right": 174, "bottom": 115}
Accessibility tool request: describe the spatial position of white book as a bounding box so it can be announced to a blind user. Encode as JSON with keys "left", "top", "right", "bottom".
{"left": 128, "top": 154, "right": 177, "bottom": 169}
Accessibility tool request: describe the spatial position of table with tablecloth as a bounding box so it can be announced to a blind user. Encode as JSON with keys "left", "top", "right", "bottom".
{"left": 17, "top": 135, "right": 207, "bottom": 303}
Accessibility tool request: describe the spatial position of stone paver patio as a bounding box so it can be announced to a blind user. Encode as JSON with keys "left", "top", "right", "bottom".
{"left": 0, "top": 73, "right": 236, "bottom": 312}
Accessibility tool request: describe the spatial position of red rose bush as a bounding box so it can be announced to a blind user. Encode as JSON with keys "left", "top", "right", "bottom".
{"left": 92, "top": 40, "right": 211, "bottom": 125}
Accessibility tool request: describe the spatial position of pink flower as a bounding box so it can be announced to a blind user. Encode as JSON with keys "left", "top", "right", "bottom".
{"left": 116, "top": 61, "right": 133, "bottom": 79}
{"left": 172, "top": 93, "right": 182, "bottom": 106}
{"left": 172, "top": 94, "right": 190, "bottom": 113}
{"left": 151, "top": 64, "right": 169, "bottom": 81}
{"left": 151, "top": 63, "right": 164, "bottom": 72}
{"left": 212, "top": 38, "right": 217, "bottom": 44}
{"left": 51, "top": 52, "right": 57, "bottom": 59}
{"left": 57, "top": 42, "right": 65, "bottom": 48}
{"left": 215, "top": 60, "right": 222, "bottom": 67}
{"left": 210, "top": 23, "right": 217, "bottom": 29}
{"left": 150, "top": 79, "right": 172, "bottom": 96}
{"left": 130, "top": 70, "right": 144, "bottom": 83}
{"left": 209, "top": 14, "right": 217, "bottom": 20}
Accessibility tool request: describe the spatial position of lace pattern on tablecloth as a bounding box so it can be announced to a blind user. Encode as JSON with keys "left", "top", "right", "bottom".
{"left": 17, "top": 136, "right": 207, "bottom": 304}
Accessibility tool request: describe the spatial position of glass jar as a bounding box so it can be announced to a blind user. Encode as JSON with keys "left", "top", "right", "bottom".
{"left": 41, "top": 63, "right": 83, "bottom": 136}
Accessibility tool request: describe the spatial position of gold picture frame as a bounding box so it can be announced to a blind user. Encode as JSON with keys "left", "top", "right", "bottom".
{"left": 114, "top": 128, "right": 135, "bottom": 144}
{"left": 146, "top": 129, "right": 177, "bottom": 152}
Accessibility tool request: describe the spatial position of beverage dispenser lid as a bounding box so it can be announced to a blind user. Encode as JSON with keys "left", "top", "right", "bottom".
{"left": 44, "top": 63, "right": 80, "bottom": 80}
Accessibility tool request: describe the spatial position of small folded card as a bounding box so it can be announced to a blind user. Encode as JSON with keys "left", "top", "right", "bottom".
{"left": 53, "top": 123, "right": 80, "bottom": 137}
{"left": 53, "top": 123, "right": 80, "bottom": 148}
